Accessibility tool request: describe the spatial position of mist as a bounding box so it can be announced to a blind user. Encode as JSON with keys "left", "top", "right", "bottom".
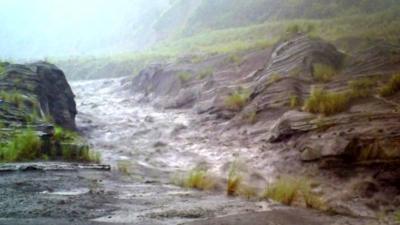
{"left": 0, "top": 0, "right": 170, "bottom": 60}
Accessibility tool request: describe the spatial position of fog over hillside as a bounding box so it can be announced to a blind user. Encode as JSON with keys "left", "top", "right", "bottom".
{"left": 1, "top": 0, "right": 398, "bottom": 60}
{"left": 0, "top": 0, "right": 170, "bottom": 60}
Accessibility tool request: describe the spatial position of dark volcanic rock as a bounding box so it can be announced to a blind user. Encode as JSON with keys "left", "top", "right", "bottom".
{"left": 0, "top": 61, "right": 79, "bottom": 160}
{"left": 0, "top": 61, "right": 77, "bottom": 130}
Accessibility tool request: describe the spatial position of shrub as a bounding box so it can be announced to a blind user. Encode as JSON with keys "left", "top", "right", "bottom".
{"left": 312, "top": 63, "right": 336, "bottom": 82}
{"left": 224, "top": 89, "right": 251, "bottom": 111}
{"left": 178, "top": 71, "right": 192, "bottom": 82}
{"left": 303, "top": 87, "right": 350, "bottom": 116}
{"left": 348, "top": 78, "right": 376, "bottom": 98}
{"left": 379, "top": 73, "right": 400, "bottom": 97}
{"left": 263, "top": 176, "right": 324, "bottom": 209}
{"left": 198, "top": 68, "right": 214, "bottom": 79}
{"left": 0, "top": 130, "right": 42, "bottom": 162}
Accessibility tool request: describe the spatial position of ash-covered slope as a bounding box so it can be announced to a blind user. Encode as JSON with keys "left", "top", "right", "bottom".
{"left": 131, "top": 35, "right": 400, "bottom": 215}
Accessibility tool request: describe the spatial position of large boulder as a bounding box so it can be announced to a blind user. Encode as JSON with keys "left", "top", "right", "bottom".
{"left": 0, "top": 62, "right": 77, "bottom": 130}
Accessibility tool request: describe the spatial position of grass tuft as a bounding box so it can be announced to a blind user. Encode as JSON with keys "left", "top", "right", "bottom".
{"left": 263, "top": 176, "right": 300, "bottom": 205}
{"left": 53, "top": 126, "right": 79, "bottom": 142}
{"left": 226, "top": 54, "right": 243, "bottom": 65}
{"left": 0, "top": 64, "right": 5, "bottom": 76}
{"left": 289, "top": 95, "right": 301, "bottom": 108}
{"left": 303, "top": 87, "right": 350, "bottom": 116}
{"left": 198, "top": 67, "right": 214, "bottom": 79}
{"left": 227, "top": 162, "right": 242, "bottom": 196}
{"left": 224, "top": 88, "right": 251, "bottom": 111}
{"left": 0, "top": 91, "right": 25, "bottom": 109}
{"left": 312, "top": 63, "right": 336, "bottom": 82}
{"left": 0, "top": 130, "right": 42, "bottom": 162}
{"left": 348, "top": 78, "right": 376, "bottom": 98}
{"left": 379, "top": 73, "right": 400, "bottom": 97}
{"left": 178, "top": 71, "right": 192, "bottom": 82}
{"left": 395, "top": 211, "right": 400, "bottom": 223}
{"left": 174, "top": 169, "right": 216, "bottom": 191}
{"left": 263, "top": 176, "right": 324, "bottom": 209}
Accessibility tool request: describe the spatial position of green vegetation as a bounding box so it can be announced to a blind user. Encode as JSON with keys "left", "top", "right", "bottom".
{"left": 312, "top": 63, "right": 336, "bottom": 82}
{"left": 60, "top": 144, "right": 101, "bottom": 163}
{"left": 269, "top": 73, "right": 281, "bottom": 84}
{"left": 303, "top": 87, "right": 350, "bottom": 116}
{"left": 224, "top": 88, "right": 251, "bottom": 111}
{"left": 53, "top": 126, "right": 79, "bottom": 142}
{"left": 226, "top": 54, "right": 243, "bottom": 65}
{"left": 0, "top": 64, "right": 5, "bottom": 76}
{"left": 52, "top": 126, "right": 100, "bottom": 163}
{"left": 177, "top": 71, "right": 192, "bottom": 82}
{"left": 0, "top": 130, "right": 42, "bottom": 162}
{"left": 348, "top": 78, "right": 376, "bottom": 98}
{"left": 395, "top": 211, "right": 400, "bottom": 223}
{"left": 58, "top": 1, "right": 400, "bottom": 81}
{"left": 379, "top": 73, "right": 400, "bottom": 97}
{"left": 263, "top": 176, "right": 324, "bottom": 209}
{"left": 198, "top": 67, "right": 214, "bottom": 79}
{"left": 0, "top": 91, "right": 25, "bottom": 109}
{"left": 289, "top": 95, "right": 300, "bottom": 109}
{"left": 174, "top": 169, "right": 216, "bottom": 191}
{"left": 227, "top": 162, "right": 242, "bottom": 196}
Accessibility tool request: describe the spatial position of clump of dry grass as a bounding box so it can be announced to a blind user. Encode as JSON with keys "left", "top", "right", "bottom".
{"left": 174, "top": 169, "right": 216, "bottom": 191}
{"left": 303, "top": 87, "right": 350, "bottom": 116}
{"left": 289, "top": 95, "right": 300, "bottom": 108}
{"left": 178, "top": 71, "right": 192, "bottom": 82}
{"left": 226, "top": 160, "right": 242, "bottom": 196}
{"left": 348, "top": 78, "right": 376, "bottom": 98}
{"left": 312, "top": 63, "right": 336, "bottom": 82}
{"left": 224, "top": 88, "right": 251, "bottom": 111}
{"left": 263, "top": 176, "right": 324, "bottom": 209}
{"left": 379, "top": 73, "right": 400, "bottom": 97}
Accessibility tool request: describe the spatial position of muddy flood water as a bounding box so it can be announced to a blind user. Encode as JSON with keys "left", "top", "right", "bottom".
{"left": 0, "top": 78, "right": 368, "bottom": 225}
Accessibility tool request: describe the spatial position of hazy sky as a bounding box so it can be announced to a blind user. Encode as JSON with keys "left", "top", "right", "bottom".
{"left": 0, "top": 0, "right": 169, "bottom": 60}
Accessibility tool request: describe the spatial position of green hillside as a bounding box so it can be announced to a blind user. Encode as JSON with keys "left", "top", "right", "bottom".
{"left": 60, "top": 0, "right": 400, "bottom": 80}
{"left": 155, "top": 0, "right": 399, "bottom": 38}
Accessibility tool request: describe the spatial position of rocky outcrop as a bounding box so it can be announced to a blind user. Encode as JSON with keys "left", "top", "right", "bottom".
{"left": 0, "top": 62, "right": 76, "bottom": 130}
{"left": 0, "top": 61, "right": 80, "bottom": 161}
{"left": 130, "top": 36, "right": 400, "bottom": 214}
{"left": 132, "top": 35, "right": 400, "bottom": 165}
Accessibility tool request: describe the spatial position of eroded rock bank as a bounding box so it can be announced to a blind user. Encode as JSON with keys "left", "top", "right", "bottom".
{"left": 0, "top": 61, "right": 88, "bottom": 163}
{"left": 130, "top": 35, "right": 400, "bottom": 219}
